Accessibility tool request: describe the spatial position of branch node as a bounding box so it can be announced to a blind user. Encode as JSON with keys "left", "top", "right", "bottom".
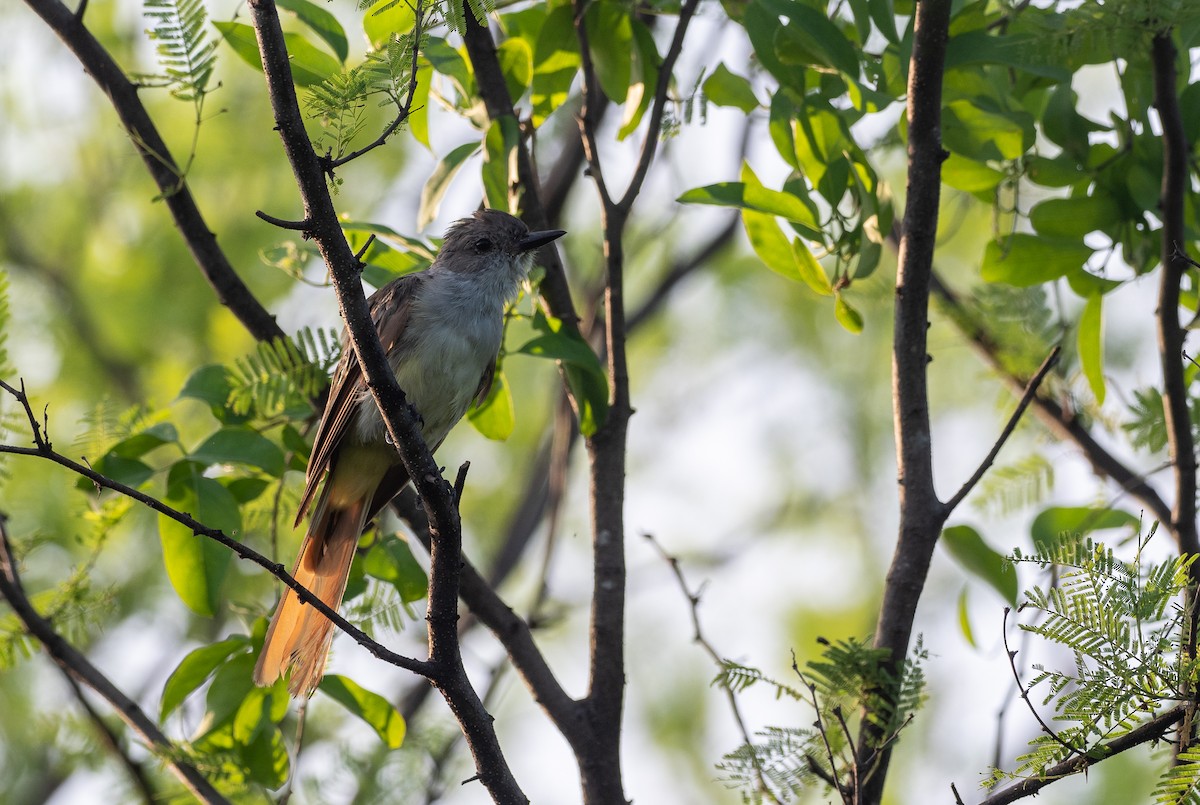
{"left": 255, "top": 210, "right": 312, "bottom": 232}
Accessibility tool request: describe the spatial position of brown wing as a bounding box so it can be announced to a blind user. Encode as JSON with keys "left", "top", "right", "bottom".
{"left": 294, "top": 273, "right": 425, "bottom": 527}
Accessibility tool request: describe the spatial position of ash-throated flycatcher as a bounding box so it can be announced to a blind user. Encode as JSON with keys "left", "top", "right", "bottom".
{"left": 254, "top": 209, "right": 565, "bottom": 696}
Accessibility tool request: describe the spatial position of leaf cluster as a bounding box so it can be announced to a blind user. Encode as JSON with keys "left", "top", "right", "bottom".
{"left": 715, "top": 637, "right": 927, "bottom": 803}
{"left": 993, "top": 527, "right": 1200, "bottom": 795}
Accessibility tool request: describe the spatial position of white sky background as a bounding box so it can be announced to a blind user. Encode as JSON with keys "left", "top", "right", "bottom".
{"left": 3, "top": 1, "right": 1196, "bottom": 804}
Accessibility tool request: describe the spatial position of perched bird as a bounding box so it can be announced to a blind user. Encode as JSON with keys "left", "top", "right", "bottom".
{"left": 254, "top": 209, "right": 565, "bottom": 696}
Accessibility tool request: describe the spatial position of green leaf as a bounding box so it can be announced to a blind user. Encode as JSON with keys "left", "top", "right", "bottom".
{"left": 497, "top": 37, "right": 533, "bottom": 105}
{"left": 179, "top": 364, "right": 242, "bottom": 422}
{"left": 1029, "top": 195, "right": 1121, "bottom": 239}
{"left": 201, "top": 652, "right": 257, "bottom": 736}
{"left": 957, "top": 587, "right": 977, "bottom": 648}
{"left": 981, "top": 235, "right": 1092, "bottom": 287}
{"left": 110, "top": 423, "right": 179, "bottom": 458}
{"left": 941, "top": 153, "right": 1004, "bottom": 194}
{"left": 942, "top": 98, "right": 1033, "bottom": 162}
{"left": 616, "top": 19, "right": 659, "bottom": 140}
{"left": 565, "top": 362, "right": 609, "bottom": 438}
{"left": 319, "top": 674, "right": 406, "bottom": 748}
{"left": 516, "top": 326, "right": 605, "bottom": 369}
{"left": 677, "top": 181, "right": 819, "bottom": 230}
{"left": 161, "top": 636, "right": 251, "bottom": 720}
{"left": 277, "top": 0, "right": 348, "bottom": 63}
{"left": 408, "top": 60, "right": 432, "bottom": 148}
{"left": 213, "top": 21, "right": 340, "bottom": 86}
{"left": 241, "top": 723, "right": 289, "bottom": 787}
{"left": 944, "top": 31, "right": 1070, "bottom": 81}
{"left": 942, "top": 525, "right": 1017, "bottom": 605}
{"left": 703, "top": 63, "right": 759, "bottom": 112}
{"left": 467, "top": 365, "right": 515, "bottom": 440}
{"left": 418, "top": 142, "right": 479, "bottom": 230}
{"left": 834, "top": 292, "right": 864, "bottom": 334}
{"left": 363, "top": 535, "right": 428, "bottom": 603}
{"left": 740, "top": 210, "right": 831, "bottom": 295}
{"left": 79, "top": 455, "right": 155, "bottom": 490}
{"left": 584, "top": 1, "right": 632, "bottom": 102}
{"left": 769, "top": 93, "right": 800, "bottom": 171}
{"left": 868, "top": 0, "right": 900, "bottom": 45}
{"left": 1078, "top": 293, "right": 1105, "bottom": 404}
{"left": 482, "top": 116, "right": 520, "bottom": 211}
{"left": 531, "top": 5, "right": 580, "bottom": 126}
{"left": 190, "top": 426, "right": 286, "bottom": 477}
{"left": 158, "top": 462, "right": 240, "bottom": 617}
{"left": 363, "top": 0, "right": 416, "bottom": 50}
{"left": 762, "top": 0, "right": 859, "bottom": 76}
{"left": 1029, "top": 506, "right": 1138, "bottom": 554}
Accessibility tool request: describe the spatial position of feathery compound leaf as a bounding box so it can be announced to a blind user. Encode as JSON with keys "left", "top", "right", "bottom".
{"left": 226, "top": 328, "right": 339, "bottom": 419}
{"left": 144, "top": 0, "right": 218, "bottom": 101}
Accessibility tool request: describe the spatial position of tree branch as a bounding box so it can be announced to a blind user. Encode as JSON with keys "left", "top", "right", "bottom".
{"left": 0, "top": 516, "right": 229, "bottom": 805}
{"left": 243, "top": 3, "right": 524, "bottom": 800}
{"left": 974, "top": 704, "right": 1184, "bottom": 805}
{"left": 0, "top": 378, "right": 429, "bottom": 677}
{"left": 21, "top": 0, "right": 284, "bottom": 344}
{"left": 857, "top": 0, "right": 953, "bottom": 801}
{"left": 944, "top": 347, "right": 1062, "bottom": 513}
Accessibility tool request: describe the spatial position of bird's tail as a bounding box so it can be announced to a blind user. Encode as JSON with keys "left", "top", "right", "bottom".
{"left": 253, "top": 492, "right": 368, "bottom": 697}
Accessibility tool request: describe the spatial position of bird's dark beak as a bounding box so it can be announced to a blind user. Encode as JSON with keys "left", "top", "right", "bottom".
{"left": 518, "top": 229, "right": 566, "bottom": 252}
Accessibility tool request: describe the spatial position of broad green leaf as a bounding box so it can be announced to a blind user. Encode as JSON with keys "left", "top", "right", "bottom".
{"left": 834, "top": 292, "right": 864, "bottom": 334}
{"left": 744, "top": 1, "right": 799, "bottom": 93}
{"left": 179, "top": 364, "right": 246, "bottom": 424}
{"left": 703, "top": 63, "right": 759, "bottom": 113}
{"left": 363, "top": 0, "right": 416, "bottom": 50}
{"left": 202, "top": 652, "right": 257, "bottom": 736}
{"left": 161, "top": 635, "right": 251, "bottom": 719}
{"left": 423, "top": 40, "right": 473, "bottom": 98}
{"left": 517, "top": 316, "right": 604, "bottom": 370}
{"left": 944, "top": 31, "right": 1070, "bottom": 81}
{"left": 190, "top": 426, "right": 286, "bottom": 477}
{"left": 110, "top": 423, "right": 179, "bottom": 458}
{"left": 1079, "top": 293, "right": 1105, "bottom": 404}
{"left": 224, "top": 477, "right": 271, "bottom": 504}
{"left": 942, "top": 98, "right": 1032, "bottom": 162}
{"left": 678, "top": 182, "right": 819, "bottom": 229}
{"left": 1029, "top": 506, "right": 1138, "bottom": 554}
{"left": 793, "top": 107, "right": 851, "bottom": 185}
{"left": 957, "top": 588, "right": 977, "bottom": 648}
{"left": 418, "top": 142, "right": 479, "bottom": 230}
{"left": 1025, "top": 154, "right": 1085, "bottom": 188}
{"left": 467, "top": 366, "right": 515, "bottom": 440}
{"left": 78, "top": 455, "right": 155, "bottom": 491}
{"left": 482, "top": 116, "right": 520, "bottom": 211}
{"left": 241, "top": 724, "right": 289, "bottom": 788}
{"left": 764, "top": 0, "right": 859, "bottom": 76}
{"left": 1042, "top": 83, "right": 1106, "bottom": 158}
{"left": 158, "top": 462, "right": 241, "bottom": 617}
{"left": 363, "top": 534, "right": 428, "bottom": 603}
{"left": 585, "top": 1, "right": 633, "bottom": 103}
{"left": 408, "top": 61, "right": 432, "bottom": 148}
{"left": 769, "top": 93, "right": 800, "bottom": 170}
{"left": 941, "top": 153, "right": 1004, "bottom": 194}
{"left": 981, "top": 235, "right": 1091, "bottom": 287}
{"left": 319, "top": 675, "right": 406, "bottom": 748}
{"left": 1066, "top": 268, "right": 1122, "bottom": 297}
{"left": 531, "top": 5, "right": 580, "bottom": 126}
{"left": 1029, "top": 195, "right": 1121, "bottom": 239}
{"left": 942, "top": 525, "right": 1017, "bottom": 605}
{"left": 497, "top": 37, "right": 533, "bottom": 105}
{"left": 213, "top": 22, "right": 340, "bottom": 86}
{"left": 565, "top": 362, "right": 609, "bottom": 437}
{"left": 277, "top": 0, "right": 348, "bottom": 63}
{"left": 616, "top": 19, "right": 659, "bottom": 140}
{"left": 741, "top": 210, "right": 831, "bottom": 295}
{"left": 869, "top": 0, "right": 900, "bottom": 44}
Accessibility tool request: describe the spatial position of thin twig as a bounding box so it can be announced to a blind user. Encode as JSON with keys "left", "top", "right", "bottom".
{"left": 0, "top": 380, "right": 430, "bottom": 677}
{"left": 255, "top": 210, "right": 312, "bottom": 231}
{"left": 944, "top": 346, "right": 1062, "bottom": 513}
{"left": 1000, "top": 608, "right": 1085, "bottom": 761}
{"left": 61, "top": 673, "right": 157, "bottom": 804}
{"left": 643, "top": 532, "right": 785, "bottom": 805}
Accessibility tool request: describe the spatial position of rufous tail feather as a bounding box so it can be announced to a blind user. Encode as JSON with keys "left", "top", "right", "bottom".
{"left": 253, "top": 493, "right": 368, "bottom": 697}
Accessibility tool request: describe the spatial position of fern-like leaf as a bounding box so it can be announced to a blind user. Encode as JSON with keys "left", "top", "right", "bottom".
{"left": 226, "top": 328, "right": 340, "bottom": 419}
{"left": 144, "top": 0, "right": 217, "bottom": 102}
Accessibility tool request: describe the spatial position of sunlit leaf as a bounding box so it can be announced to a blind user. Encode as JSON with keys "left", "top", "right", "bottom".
{"left": 363, "top": 534, "right": 428, "bottom": 603}
{"left": 190, "top": 426, "right": 286, "bottom": 477}
{"left": 942, "top": 524, "right": 1017, "bottom": 605}
{"left": 418, "top": 142, "right": 479, "bottom": 230}
{"left": 213, "top": 21, "right": 340, "bottom": 86}
{"left": 703, "top": 63, "right": 759, "bottom": 112}
{"left": 1029, "top": 506, "right": 1138, "bottom": 554}
{"left": 278, "top": 0, "right": 348, "bottom": 63}
{"left": 1079, "top": 293, "right": 1105, "bottom": 404}
{"left": 981, "top": 235, "right": 1091, "bottom": 287}
{"left": 467, "top": 365, "right": 515, "bottom": 440}
{"left": 319, "top": 674, "right": 406, "bottom": 748}
{"left": 158, "top": 462, "right": 240, "bottom": 617}
{"left": 160, "top": 635, "right": 251, "bottom": 719}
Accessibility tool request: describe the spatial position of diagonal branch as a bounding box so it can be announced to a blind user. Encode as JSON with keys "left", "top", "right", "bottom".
{"left": 242, "top": 3, "right": 524, "bottom": 800}
{"left": 0, "top": 516, "right": 229, "bottom": 805}
{"left": 973, "top": 704, "right": 1185, "bottom": 805}
{"left": 944, "top": 347, "right": 1062, "bottom": 513}
{"left": 22, "top": 0, "right": 284, "bottom": 344}
{"left": 928, "top": 272, "right": 1174, "bottom": 530}
{"left": 0, "top": 378, "right": 429, "bottom": 677}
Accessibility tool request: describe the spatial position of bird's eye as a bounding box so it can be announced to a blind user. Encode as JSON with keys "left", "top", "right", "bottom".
{"left": 474, "top": 237, "right": 495, "bottom": 254}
